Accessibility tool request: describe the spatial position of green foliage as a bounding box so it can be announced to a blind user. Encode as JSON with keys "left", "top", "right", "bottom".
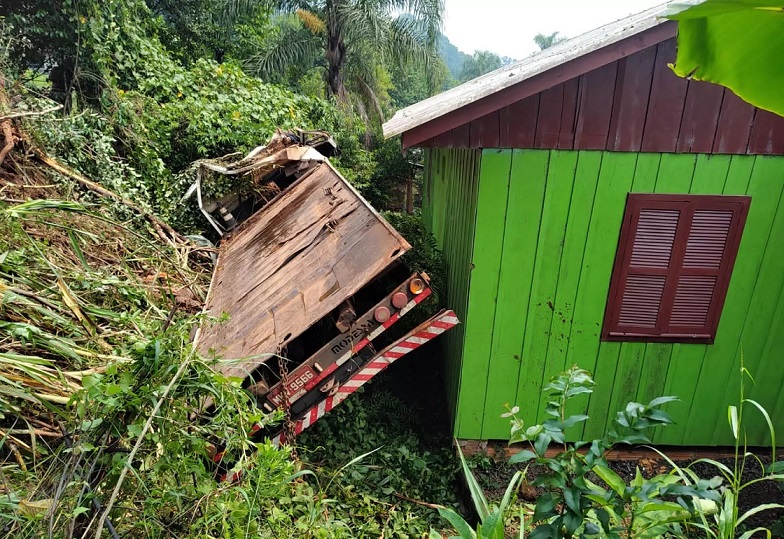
{"left": 389, "top": 50, "right": 450, "bottom": 108}
{"left": 0, "top": 2, "right": 80, "bottom": 98}
{"left": 0, "top": 188, "right": 441, "bottom": 539}
{"left": 666, "top": 0, "right": 784, "bottom": 116}
{"left": 534, "top": 32, "right": 567, "bottom": 51}
{"left": 660, "top": 362, "right": 784, "bottom": 539}
{"left": 430, "top": 366, "right": 721, "bottom": 539}
{"left": 300, "top": 388, "right": 459, "bottom": 537}
{"left": 127, "top": 59, "right": 334, "bottom": 169}
{"left": 245, "top": 0, "right": 444, "bottom": 126}
{"left": 147, "top": 0, "right": 274, "bottom": 63}
{"left": 437, "top": 33, "right": 471, "bottom": 82}
{"left": 505, "top": 367, "right": 719, "bottom": 539}
{"left": 10, "top": 1, "right": 341, "bottom": 229}
{"left": 30, "top": 108, "right": 157, "bottom": 213}
{"left": 430, "top": 444, "right": 524, "bottom": 539}
{"left": 459, "top": 51, "right": 511, "bottom": 83}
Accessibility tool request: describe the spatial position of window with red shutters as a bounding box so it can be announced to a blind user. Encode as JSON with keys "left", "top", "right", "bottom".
{"left": 602, "top": 194, "right": 751, "bottom": 343}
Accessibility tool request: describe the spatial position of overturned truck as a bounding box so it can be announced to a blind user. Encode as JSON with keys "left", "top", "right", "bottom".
{"left": 190, "top": 131, "right": 458, "bottom": 447}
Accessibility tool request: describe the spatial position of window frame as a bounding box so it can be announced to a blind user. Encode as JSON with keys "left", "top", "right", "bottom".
{"left": 601, "top": 193, "right": 751, "bottom": 344}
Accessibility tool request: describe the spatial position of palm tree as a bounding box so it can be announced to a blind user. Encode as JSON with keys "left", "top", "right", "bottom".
{"left": 247, "top": 0, "right": 444, "bottom": 124}
{"left": 533, "top": 31, "right": 567, "bottom": 51}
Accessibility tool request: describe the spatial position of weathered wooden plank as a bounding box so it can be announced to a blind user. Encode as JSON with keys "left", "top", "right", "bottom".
{"left": 430, "top": 149, "right": 480, "bottom": 418}
{"left": 761, "top": 301, "right": 784, "bottom": 443}
{"left": 636, "top": 343, "right": 674, "bottom": 433}
{"left": 648, "top": 155, "right": 732, "bottom": 444}
{"left": 676, "top": 81, "right": 725, "bottom": 153}
{"left": 746, "top": 273, "right": 784, "bottom": 445}
{"left": 469, "top": 112, "right": 500, "bottom": 148}
{"left": 480, "top": 150, "right": 549, "bottom": 439}
{"left": 748, "top": 110, "right": 784, "bottom": 155}
{"left": 429, "top": 151, "right": 446, "bottom": 247}
{"left": 535, "top": 85, "right": 564, "bottom": 149}
{"left": 574, "top": 62, "right": 618, "bottom": 150}
{"left": 711, "top": 157, "right": 784, "bottom": 444}
{"left": 603, "top": 342, "right": 646, "bottom": 430}
{"left": 515, "top": 151, "right": 577, "bottom": 423}
{"left": 681, "top": 156, "right": 782, "bottom": 444}
{"left": 558, "top": 78, "right": 580, "bottom": 150}
{"left": 540, "top": 151, "right": 602, "bottom": 423}
{"left": 433, "top": 129, "right": 455, "bottom": 148}
{"left": 712, "top": 90, "right": 756, "bottom": 154}
{"left": 446, "top": 150, "right": 482, "bottom": 422}
{"left": 501, "top": 95, "right": 539, "bottom": 148}
{"left": 574, "top": 152, "right": 638, "bottom": 440}
{"left": 584, "top": 153, "right": 666, "bottom": 439}
{"left": 197, "top": 163, "right": 409, "bottom": 380}
{"left": 641, "top": 39, "right": 688, "bottom": 153}
{"left": 452, "top": 124, "right": 471, "bottom": 148}
{"left": 385, "top": 13, "right": 676, "bottom": 144}
{"left": 456, "top": 150, "right": 512, "bottom": 438}
{"left": 607, "top": 47, "right": 657, "bottom": 151}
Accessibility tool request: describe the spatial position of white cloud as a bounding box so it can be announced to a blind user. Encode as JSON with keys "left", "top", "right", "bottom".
{"left": 442, "top": 0, "right": 665, "bottom": 59}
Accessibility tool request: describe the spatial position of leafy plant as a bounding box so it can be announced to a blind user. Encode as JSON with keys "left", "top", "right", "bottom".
{"left": 300, "top": 387, "right": 459, "bottom": 537}
{"left": 246, "top": 0, "right": 444, "bottom": 125}
{"left": 657, "top": 362, "right": 784, "bottom": 539}
{"left": 502, "top": 366, "right": 720, "bottom": 539}
{"left": 429, "top": 443, "right": 525, "bottom": 539}
{"left": 666, "top": 0, "right": 784, "bottom": 117}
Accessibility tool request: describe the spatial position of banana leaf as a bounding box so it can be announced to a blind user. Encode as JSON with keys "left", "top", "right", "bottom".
{"left": 666, "top": 1, "right": 784, "bottom": 116}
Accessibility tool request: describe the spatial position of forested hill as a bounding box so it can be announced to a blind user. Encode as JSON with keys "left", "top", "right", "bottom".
{"left": 438, "top": 33, "right": 471, "bottom": 81}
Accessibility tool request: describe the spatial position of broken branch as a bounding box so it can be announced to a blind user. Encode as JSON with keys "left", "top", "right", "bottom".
{"left": 32, "top": 149, "right": 185, "bottom": 245}
{"left": 0, "top": 104, "right": 63, "bottom": 122}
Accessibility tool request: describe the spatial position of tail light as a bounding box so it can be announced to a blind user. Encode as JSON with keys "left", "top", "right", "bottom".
{"left": 374, "top": 306, "right": 391, "bottom": 323}
{"left": 409, "top": 278, "right": 425, "bottom": 295}
{"left": 392, "top": 292, "right": 408, "bottom": 309}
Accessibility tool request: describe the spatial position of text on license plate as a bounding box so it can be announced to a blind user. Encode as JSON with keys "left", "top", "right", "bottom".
{"left": 266, "top": 366, "right": 317, "bottom": 407}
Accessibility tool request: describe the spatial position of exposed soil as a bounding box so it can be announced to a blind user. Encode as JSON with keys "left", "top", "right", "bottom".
{"left": 474, "top": 452, "right": 784, "bottom": 536}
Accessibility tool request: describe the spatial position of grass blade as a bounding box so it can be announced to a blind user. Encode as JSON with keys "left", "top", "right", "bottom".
{"left": 456, "top": 442, "right": 490, "bottom": 519}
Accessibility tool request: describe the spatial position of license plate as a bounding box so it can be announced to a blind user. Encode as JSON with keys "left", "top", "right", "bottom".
{"left": 266, "top": 366, "right": 317, "bottom": 407}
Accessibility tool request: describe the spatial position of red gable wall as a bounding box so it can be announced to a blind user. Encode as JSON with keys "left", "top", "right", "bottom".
{"left": 412, "top": 38, "right": 784, "bottom": 155}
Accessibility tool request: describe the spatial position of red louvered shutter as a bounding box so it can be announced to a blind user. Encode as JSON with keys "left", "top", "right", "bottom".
{"left": 602, "top": 194, "right": 750, "bottom": 343}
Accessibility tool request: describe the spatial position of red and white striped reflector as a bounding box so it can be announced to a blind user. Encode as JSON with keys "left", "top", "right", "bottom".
{"left": 295, "top": 287, "right": 433, "bottom": 398}
{"left": 270, "top": 309, "right": 459, "bottom": 446}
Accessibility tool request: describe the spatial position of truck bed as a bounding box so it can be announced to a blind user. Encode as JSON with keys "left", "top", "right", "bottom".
{"left": 195, "top": 160, "right": 411, "bottom": 381}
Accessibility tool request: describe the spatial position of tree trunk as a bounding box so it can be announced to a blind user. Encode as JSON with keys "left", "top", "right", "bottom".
{"left": 325, "top": 30, "right": 349, "bottom": 105}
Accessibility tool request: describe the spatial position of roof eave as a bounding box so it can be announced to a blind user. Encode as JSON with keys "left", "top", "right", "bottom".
{"left": 383, "top": 3, "right": 675, "bottom": 143}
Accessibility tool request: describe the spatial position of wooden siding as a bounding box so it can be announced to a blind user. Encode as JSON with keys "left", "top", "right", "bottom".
{"left": 422, "top": 148, "right": 482, "bottom": 418}
{"left": 451, "top": 149, "right": 784, "bottom": 445}
{"left": 414, "top": 39, "right": 784, "bottom": 156}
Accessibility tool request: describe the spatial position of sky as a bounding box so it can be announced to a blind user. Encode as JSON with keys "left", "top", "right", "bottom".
{"left": 442, "top": 0, "right": 665, "bottom": 60}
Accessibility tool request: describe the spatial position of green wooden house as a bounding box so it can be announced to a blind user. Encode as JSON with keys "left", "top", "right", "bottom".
{"left": 383, "top": 6, "right": 784, "bottom": 447}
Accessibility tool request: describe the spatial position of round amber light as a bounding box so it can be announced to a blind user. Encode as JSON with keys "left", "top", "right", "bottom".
{"left": 409, "top": 278, "right": 425, "bottom": 295}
